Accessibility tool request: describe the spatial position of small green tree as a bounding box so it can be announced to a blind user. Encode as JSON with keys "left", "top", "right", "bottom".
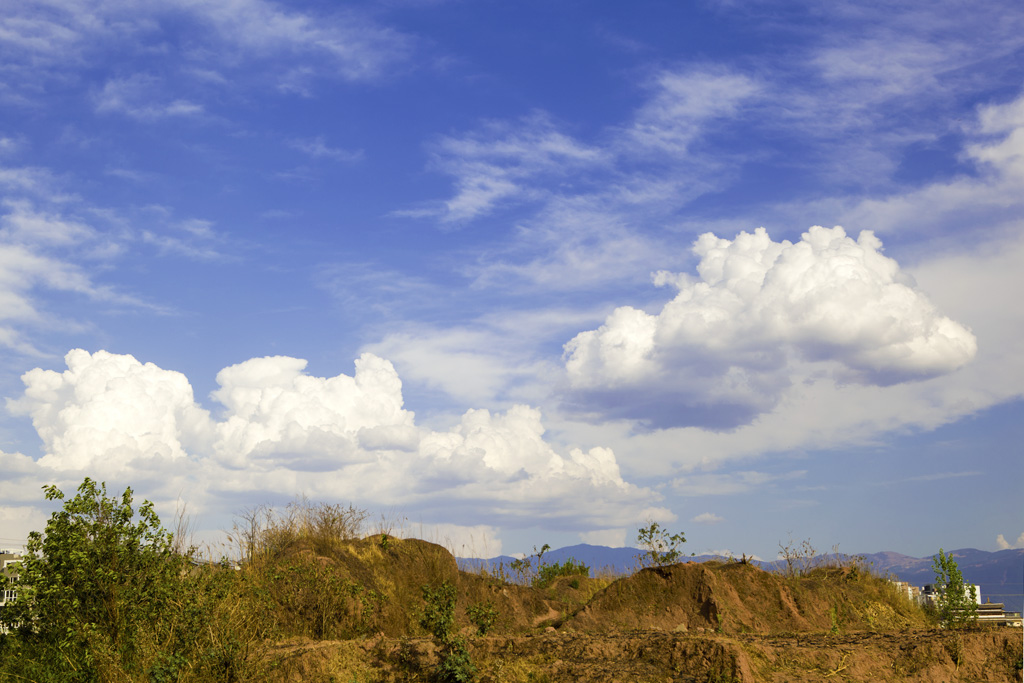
{"left": 931, "top": 548, "right": 978, "bottom": 629}
{"left": 635, "top": 522, "right": 687, "bottom": 568}
{"left": 1, "top": 478, "right": 187, "bottom": 681}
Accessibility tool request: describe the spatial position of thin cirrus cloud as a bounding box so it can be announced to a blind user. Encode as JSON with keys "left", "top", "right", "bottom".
{"left": 403, "top": 66, "right": 759, "bottom": 226}
{"left": 399, "top": 113, "right": 607, "bottom": 224}
{"left": 0, "top": 184, "right": 233, "bottom": 364}
{"left": 93, "top": 74, "right": 205, "bottom": 120}
{"left": 7, "top": 349, "right": 662, "bottom": 532}
{"left": 563, "top": 226, "right": 977, "bottom": 430}
{"left": 0, "top": 0, "right": 412, "bottom": 105}
{"left": 620, "top": 67, "right": 761, "bottom": 156}
{"left": 288, "top": 137, "right": 364, "bottom": 163}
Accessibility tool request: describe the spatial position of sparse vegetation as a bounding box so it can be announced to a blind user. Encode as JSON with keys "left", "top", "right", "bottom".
{"left": 3, "top": 482, "right": 1019, "bottom": 683}
{"left": 508, "top": 543, "right": 550, "bottom": 585}
{"left": 420, "top": 580, "right": 476, "bottom": 682}
{"left": 635, "top": 521, "right": 687, "bottom": 568}
{"left": 467, "top": 599, "right": 499, "bottom": 635}
{"left": 534, "top": 557, "right": 590, "bottom": 589}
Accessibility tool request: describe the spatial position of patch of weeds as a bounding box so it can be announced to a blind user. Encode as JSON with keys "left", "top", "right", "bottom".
{"left": 509, "top": 544, "right": 550, "bottom": 585}
{"left": 534, "top": 557, "right": 590, "bottom": 589}
{"left": 466, "top": 600, "right": 498, "bottom": 635}
{"left": 361, "top": 588, "right": 390, "bottom": 633}
{"left": 420, "top": 581, "right": 476, "bottom": 682}
{"left": 945, "top": 632, "right": 964, "bottom": 670}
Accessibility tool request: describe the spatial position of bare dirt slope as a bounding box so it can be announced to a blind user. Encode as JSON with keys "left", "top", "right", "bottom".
{"left": 257, "top": 539, "right": 1024, "bottom": 682}
{"left": 267, "top": 629, "right": 1022, "bottom": 682}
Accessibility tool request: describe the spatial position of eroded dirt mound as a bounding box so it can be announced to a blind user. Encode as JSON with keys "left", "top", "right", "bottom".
{"left": 565, "top": 560, "right": 928, "bottom": 635}
{"left": 259, "top": 536, "right": 573, "bottom": 638}
{"left": 254, "top": 541, "right": 1021, "bottom": 682}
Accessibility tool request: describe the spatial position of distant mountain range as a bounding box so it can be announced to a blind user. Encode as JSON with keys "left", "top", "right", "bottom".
{"left": 458, "top": 545, "right": 1024, "bottom": 614}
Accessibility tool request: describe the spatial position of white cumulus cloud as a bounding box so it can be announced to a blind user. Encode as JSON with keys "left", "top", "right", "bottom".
{"left": 996, "top": 532, "right": 1024, "bottom": 550}
{"left": 8, "top": 349, "right": 657, "bottom": 535}
{"left": 564, "top": 226, "right": 977, "bottom": 429}
{"left": 9, "top": 349, "right": 214, "bottom": 473}
{"left": 691, "top": 512, "right": 724, "bottom": 525}
{"left": 212, "top": 353, "right": 414, "bottom": 469}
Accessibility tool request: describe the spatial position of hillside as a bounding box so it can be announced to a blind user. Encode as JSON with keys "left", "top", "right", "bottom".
{"left": 5, "top": 521, "right": 1021, "bottom": 682}
{"left": 244, "top": 538, "right": 1022, "bottom": 682}
{"left": 460, "top": 545, "right": 1024, "bottom": 613}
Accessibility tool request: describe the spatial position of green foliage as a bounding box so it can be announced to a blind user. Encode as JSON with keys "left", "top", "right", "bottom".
{"left": 420, "top": 581, "right": 476, "bottom": 682}
{"left": 931, "top": 549, "right": 978, "bottom": 630}
{"left": 420, "top": 581, "right": 458, "bottom": 643}
{"left": 266, "top": 554, "right": 371, "bottom": 639}
{"left": 466, "top": 600, "right": 498, "bottom": 635}
{"left": 534, "top": 557, "right": 590, "bottom": 589}
{"left": 635, "top": 522, "right": 687, "bottom": 568}
{"left": 1, "top": 479, "right": 186, "bottom": 681}
{"left": 0, "top": 478, "right": 267, "bottom": 683}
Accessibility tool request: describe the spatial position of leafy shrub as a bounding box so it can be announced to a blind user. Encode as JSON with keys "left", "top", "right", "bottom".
{"left": 467, "top": 600, "right": 498, "bottom": 635}
{"left": 635, "top": 522, "right": 687, "bottom": 568}
{"left": 0, "top": 478, "right": 265, "bottom": 682}
{"left": 420, "top": 581, "right": 476, "bottom": 682}
{"left": 534, "top": 558, "right": 590, "bottom": 588}
{"left": 0, "top": 479, "right": 187, "bottom": 681}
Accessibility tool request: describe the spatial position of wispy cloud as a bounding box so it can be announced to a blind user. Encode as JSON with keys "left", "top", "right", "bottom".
{"left": 94, "top": 74, "right": 205, "bottom": 120}
{"left": 401, "top": 112, "right": 606, "bottom": 224}
{"left": 184, "top": 0, "right": 413, "bottom": 82}
{"left": 672, "top": 470, "right": 807, "bottom": 496}
{"left": 1, "top": 0, "right": 415, "bottom": 107}
{"left": 621, "top": 66, "right": 761, "bottom": 156}
{"left": 288, "top": 136, "right": 363, "bottom": 162}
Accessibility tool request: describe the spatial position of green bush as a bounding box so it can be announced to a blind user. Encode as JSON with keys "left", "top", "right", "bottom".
{"left": 534, "top": 558, "right": 590, "bottom": 588}
{"left": 420, "top": 581, "right": 476, "bottom": 682}
{"left": 0, "top": 479, "right": 188, "bottom": 681}
{"left": 0, "top": 478, "right": 266, "bottom": 683}
{"left": 466, "top": 600, "right": 498, "bottom": 635}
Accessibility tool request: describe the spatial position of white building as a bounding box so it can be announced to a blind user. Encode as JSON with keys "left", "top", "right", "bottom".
{"left": 0, "top": 551, "right": 21, "bottom": 634}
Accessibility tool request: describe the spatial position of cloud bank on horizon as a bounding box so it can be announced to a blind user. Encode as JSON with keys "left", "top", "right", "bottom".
{"left": 0, "top": 0, "right": 1022, "bottom": 558}
{"left": 5, "top": 349, "right": 661, "bottom": 551}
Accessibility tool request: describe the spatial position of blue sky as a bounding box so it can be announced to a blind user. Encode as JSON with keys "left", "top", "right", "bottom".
{"left": 1, "top": 0, "right": 1022, "bottom": 560}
